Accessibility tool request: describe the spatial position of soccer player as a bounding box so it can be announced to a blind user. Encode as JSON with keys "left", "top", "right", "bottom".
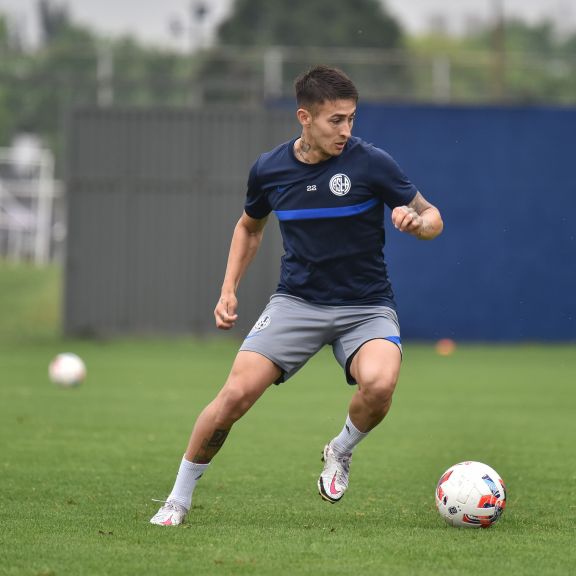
{"left": 151, "top": 65, "right": 443, "bottom": 526}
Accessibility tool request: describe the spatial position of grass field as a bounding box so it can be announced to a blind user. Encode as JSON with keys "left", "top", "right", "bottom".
{"left": 1, "top": 263, "right": 575, "bottom": 575}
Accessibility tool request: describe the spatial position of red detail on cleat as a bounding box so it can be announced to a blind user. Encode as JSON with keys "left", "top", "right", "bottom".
{"left": 329, "top": 472, "right": 341, "bottom": 496}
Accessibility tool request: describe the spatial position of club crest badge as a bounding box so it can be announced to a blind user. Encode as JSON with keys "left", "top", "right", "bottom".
{"left": 329, "top": 173, "right": 351, "bottom": 196}
{"left": 251, "top": 314, "right": 271, "bottom": 333}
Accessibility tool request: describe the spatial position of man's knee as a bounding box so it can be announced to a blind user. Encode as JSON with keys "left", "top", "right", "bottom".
{"left": 216, "top": 380, "right": 264, "bottom": 422}
{"left": 357, "top": 370, "right": 398, "bottom": 406}
{"left": 213, "top": 352, "right": 279, "bottom": 423}
{"left": 351, "top": 339, "right": 401, "bottom": 407}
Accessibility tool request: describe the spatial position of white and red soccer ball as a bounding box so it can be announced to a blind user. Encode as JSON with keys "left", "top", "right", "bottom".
{"left": 49, "top": 353, "right": 86, "bottom": 387}
{"left": 435, "top": 461, "right": 506, "bottom": 528}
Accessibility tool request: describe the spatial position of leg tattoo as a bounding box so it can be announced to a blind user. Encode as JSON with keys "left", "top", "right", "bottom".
{"left": 193, "top": 428, "right": 230, "bottom": 464}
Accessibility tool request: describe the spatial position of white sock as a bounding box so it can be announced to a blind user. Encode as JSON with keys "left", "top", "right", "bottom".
{"left": 331, "top": 414, "right": 368, "bottom": 456}
{"left": 167, "top": 457, "right": 209, "bottom": 510}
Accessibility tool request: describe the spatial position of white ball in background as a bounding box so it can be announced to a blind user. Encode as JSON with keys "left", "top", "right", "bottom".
{"left": 49, "top": 353, "right": 86, "bottom": 387}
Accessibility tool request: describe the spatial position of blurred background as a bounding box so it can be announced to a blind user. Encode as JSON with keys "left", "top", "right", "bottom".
{"left": 0, "top": 0, "right": 574, "bottom": 342}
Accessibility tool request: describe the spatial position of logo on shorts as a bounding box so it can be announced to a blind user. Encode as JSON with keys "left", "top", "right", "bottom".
{"left": 251, "top": 314, "right": 271, "bottom": 333}
{"left": 329, "top": 173, "right": 351, "bottom": 196}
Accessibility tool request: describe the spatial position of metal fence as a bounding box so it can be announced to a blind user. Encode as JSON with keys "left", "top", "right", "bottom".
{"left": 3, "top": 45, "right": 575, "bottom": 117}
{"left": 191, "top": 45, "right": 576, "bottom": 106}
{"left": 65, "top": 107, "right": 295, "bottom": 336}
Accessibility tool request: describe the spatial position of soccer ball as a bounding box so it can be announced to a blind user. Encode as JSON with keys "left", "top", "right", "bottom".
{"left": 49, "top": 353, "right": 86, "bottom": 387}
{"left": 435, "top": 461, "right": 506, "bottom": 528}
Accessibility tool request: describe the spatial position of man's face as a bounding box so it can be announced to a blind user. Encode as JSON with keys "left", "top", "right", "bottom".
{"left": 301, "top": 99, "right": 356, "bottom": 160}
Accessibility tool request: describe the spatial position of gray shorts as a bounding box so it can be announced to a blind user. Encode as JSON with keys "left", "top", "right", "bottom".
{"left": 239, "top": 294, "right": 402, "bottom": 385}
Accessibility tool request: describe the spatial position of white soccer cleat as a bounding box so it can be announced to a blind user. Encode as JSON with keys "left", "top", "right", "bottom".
{"left": 149, "top": 500, "right": 188, "bottom": 526}
{"left": 318, "top": 442, "right": 352, "bottom": 503}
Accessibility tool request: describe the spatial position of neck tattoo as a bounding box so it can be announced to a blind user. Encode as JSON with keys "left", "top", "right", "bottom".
{"left": 296, "top": 139, "right": 312, "bottom": 163}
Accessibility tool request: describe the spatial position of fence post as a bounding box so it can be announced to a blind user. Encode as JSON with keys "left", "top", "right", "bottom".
{"left": 34, "top": 149, "right": 55, "bottom": 266}
{"left": 432, "top": 56, "right": 451, "bottom": 103}
{"left": 264, "top": 47, "right": 283, "bottom": 99}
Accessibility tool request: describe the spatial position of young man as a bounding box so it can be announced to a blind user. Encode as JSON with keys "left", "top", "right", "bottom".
{"left": 151, "top": 65, "right": 443, "bottom": 526}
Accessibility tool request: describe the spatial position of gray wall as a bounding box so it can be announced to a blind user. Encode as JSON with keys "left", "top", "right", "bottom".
{"left": 65, "top": 108, "right": 296, "bottom": 337}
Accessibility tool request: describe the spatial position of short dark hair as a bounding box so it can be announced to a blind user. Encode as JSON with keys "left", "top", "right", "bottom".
{"left": 294, "top": 65, "right": 359, "bottom": 110}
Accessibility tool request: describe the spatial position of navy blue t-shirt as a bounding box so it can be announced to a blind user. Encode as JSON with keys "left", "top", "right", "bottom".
{"left": 244, "top": 136, "right": 418, "bottom": 308}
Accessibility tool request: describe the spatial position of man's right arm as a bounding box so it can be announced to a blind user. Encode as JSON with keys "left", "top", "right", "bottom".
{"left": 214, "top": 211, "right": 268, "bottom": 330}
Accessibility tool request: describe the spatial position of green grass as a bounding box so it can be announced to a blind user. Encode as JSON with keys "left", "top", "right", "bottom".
{"left": 0, "top": 261, "right": 61, "bottom": 342}
{"left": 0, "top": 263, "right": 575, "bottom": 575}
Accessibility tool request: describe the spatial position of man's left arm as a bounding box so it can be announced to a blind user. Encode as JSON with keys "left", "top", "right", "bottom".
{"left": 391, "top": 191, "right": 443, "bottom": 240}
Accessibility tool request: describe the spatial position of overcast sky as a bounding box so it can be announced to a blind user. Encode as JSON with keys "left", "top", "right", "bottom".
{"left": 1, "top": 0, "right": 574, "bottom": 49}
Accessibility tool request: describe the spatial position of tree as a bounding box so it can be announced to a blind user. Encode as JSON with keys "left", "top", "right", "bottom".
{"left": 0, "top": 15, "right": 12, "bottom": 144}
{"left": 38, "top": 0, "right": 72, "bottom": 45}
{"left": 14, "top": 23, "right": 99, "bottom": 164}
{"left": 217, "top": 0, "right": 403, "bottom": 49}
{"left": 0, "top": 2, "right": 191, "bottom": 165}
{"left": 0, "top": 13, "right": 27, "bottom": 145}
{"left": 200, "top": 0, "right": 408, "bottom": 103}
{"left": 469, "top": 18, "right": 576, "bottom": 103}
{"left": 408, "top": 18, "right": 576, "bottom": 104}
{"left": 110, "top": 37, "right": 192, "bottom": 107}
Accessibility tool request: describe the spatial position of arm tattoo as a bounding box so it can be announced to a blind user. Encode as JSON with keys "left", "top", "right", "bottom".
{"left": 408, "top": 191, "right": 442, "bottom": 240}
{"left": 408, "top": 191, "right": 431, "bottom": 215}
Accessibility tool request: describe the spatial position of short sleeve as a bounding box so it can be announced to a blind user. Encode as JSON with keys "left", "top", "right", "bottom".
{"left": 369, "top": 147, "right": 418, "bottom": 208}
{"left": 244, "top": 159, "right": 272, "bottom": 219}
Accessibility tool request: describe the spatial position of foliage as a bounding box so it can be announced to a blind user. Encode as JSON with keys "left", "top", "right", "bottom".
{"left": 0, "top": 15, "right": 13, "bottom": 144}
{"left": 410, "top": 18, "right": 576, "bottom": 103}
{"left": 110, "top": 37, "right": 193, "bottom": 107}
{"left": 217, "top": 0, "right": 404, "bottom": 50}
{"left": 0, "top": 7, "right": 190, "bottom": 166}
{"left": 201, "top": 0, "right": 408, "bottom": 103}
{"left": 0, "top": 13, "right": 29, "bottom": 143}
{"left": 38, "top": 0, "right": 72, "bottom": 44}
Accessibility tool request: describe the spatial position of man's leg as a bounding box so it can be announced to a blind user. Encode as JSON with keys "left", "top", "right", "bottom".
{"left": 185, "top": 351, "right": 281, "bottom": 462}
{"left": 150, "top": 351, "right": 281, "bottom": 525}
{"left": 347, "top": 339, "right": 401, "bottom": 432}
{"left": 318, "top": 339, "right": 401, "bottom": 503}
